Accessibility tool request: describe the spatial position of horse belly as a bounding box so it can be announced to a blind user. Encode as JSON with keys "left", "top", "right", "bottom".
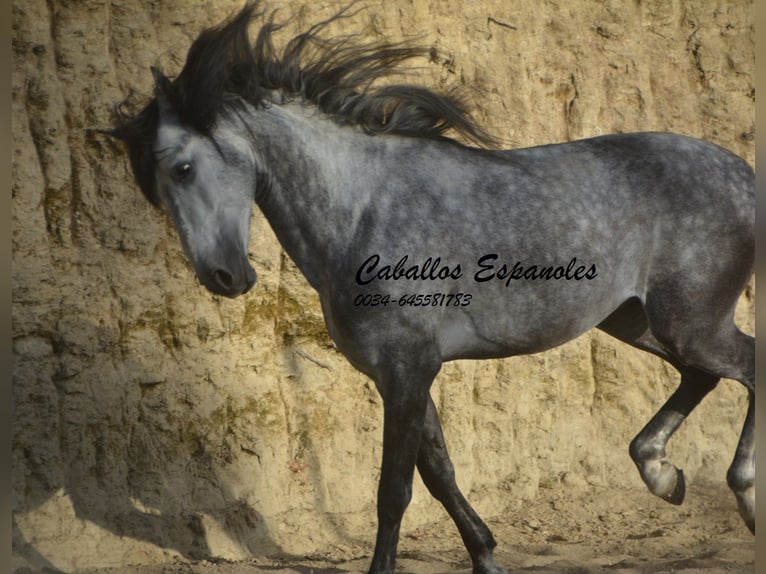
{"left": 436, "top": 282, "right": 628, "bottom": 361}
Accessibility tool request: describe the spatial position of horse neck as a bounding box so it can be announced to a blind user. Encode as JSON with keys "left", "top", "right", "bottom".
{"left": 245, "top": 102, "right": 379, "bottom": 293}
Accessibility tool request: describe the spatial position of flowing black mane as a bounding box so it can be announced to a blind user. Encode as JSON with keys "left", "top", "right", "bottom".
{"left": 112, "top": 1, "right": 496, "bottom": 206}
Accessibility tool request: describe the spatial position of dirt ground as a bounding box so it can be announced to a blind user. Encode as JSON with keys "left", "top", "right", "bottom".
{"left": 62, "top": 483, "right": 753, "bottom": 574}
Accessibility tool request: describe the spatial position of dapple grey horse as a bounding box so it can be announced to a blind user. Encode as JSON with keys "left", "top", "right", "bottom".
{"left": 109, "top": 3, "right": 755, "bottom": 573}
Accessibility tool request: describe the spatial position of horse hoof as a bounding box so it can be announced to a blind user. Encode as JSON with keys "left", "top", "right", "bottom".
{"left": 661, "top": 467, "right": 685, "bottom": 505}
{"left": 733, "top": 485, "right": 755, "bottom": 535}
{"left": 472, "top": 550, "right": 508, "bottom": 574}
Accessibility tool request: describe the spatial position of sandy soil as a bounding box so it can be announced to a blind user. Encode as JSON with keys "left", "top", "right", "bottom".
{"left": 64, "top": 483, "right": 753, "bottom": 574}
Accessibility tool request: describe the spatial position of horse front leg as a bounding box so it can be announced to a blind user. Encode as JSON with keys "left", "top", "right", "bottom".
{"left": 417, "top": 397, "right": 507, "bottom": 574}
{"left": 629, "top": 368, "right": 718, "bottom": 504}
{"left": 368, "top": 359, "right": 438, "bottom": 574}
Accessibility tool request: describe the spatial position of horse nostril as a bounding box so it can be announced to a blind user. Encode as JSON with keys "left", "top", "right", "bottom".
{"left": 214, "top": 269, "right": 234, "bottom": 290}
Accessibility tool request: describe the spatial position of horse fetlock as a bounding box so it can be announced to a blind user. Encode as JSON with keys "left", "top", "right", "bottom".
{"left": 474, "top": 562, "right": 508, "bottom": 574}
{"left": 726, "top": 461, "right": 754, "bottom": 494}
{"left": 628, "top": 435, "right": 665, "bottom": 466}
{"left": 367, "top": 560, "right": 395, "bottom": 574}
{"left": 472, "top": 549, "right": 507, "bottom": 574}
{"left": 727, "top": 465, "right": 755, "bottom": 534}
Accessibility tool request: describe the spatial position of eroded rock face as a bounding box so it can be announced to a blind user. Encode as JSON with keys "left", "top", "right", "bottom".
{"left": 12, "top": 0, "right": 753, "bottom": 570}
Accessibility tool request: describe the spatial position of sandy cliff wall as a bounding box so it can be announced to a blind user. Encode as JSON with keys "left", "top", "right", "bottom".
{"left": 12, "top": 0, "right": 753, "bottom": 570}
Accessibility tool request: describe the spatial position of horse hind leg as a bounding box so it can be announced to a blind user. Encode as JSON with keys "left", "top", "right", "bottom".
{"left": 644, "top": 293, "right": 755, "bottom": 533}
{"left": 705, "top": 327, "right": 757, "bottom": 534}
{"left": 417, "top": 397, "right": 506, "bottom": 574}
{"left": 728, "top": 387, "right": 754, "bottom": 533}
{"left": 628, "top": 367, "right": 718, "bottom": 505}
{"left": 598, "top": 299, "right": 716, "bottom": 505}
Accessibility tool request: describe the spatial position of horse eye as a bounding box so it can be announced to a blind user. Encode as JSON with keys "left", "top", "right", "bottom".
{"left": 174, "top": 162, "right": 193, "bottom": 181}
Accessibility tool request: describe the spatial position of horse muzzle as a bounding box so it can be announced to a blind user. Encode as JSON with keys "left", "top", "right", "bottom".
{"left": 198, "top": 261, "right": 257, "bottom": 298}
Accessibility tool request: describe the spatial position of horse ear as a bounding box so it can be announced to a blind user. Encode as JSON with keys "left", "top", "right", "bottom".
{"left": 151, "top": 66, "right": 175, "bottom": 117}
